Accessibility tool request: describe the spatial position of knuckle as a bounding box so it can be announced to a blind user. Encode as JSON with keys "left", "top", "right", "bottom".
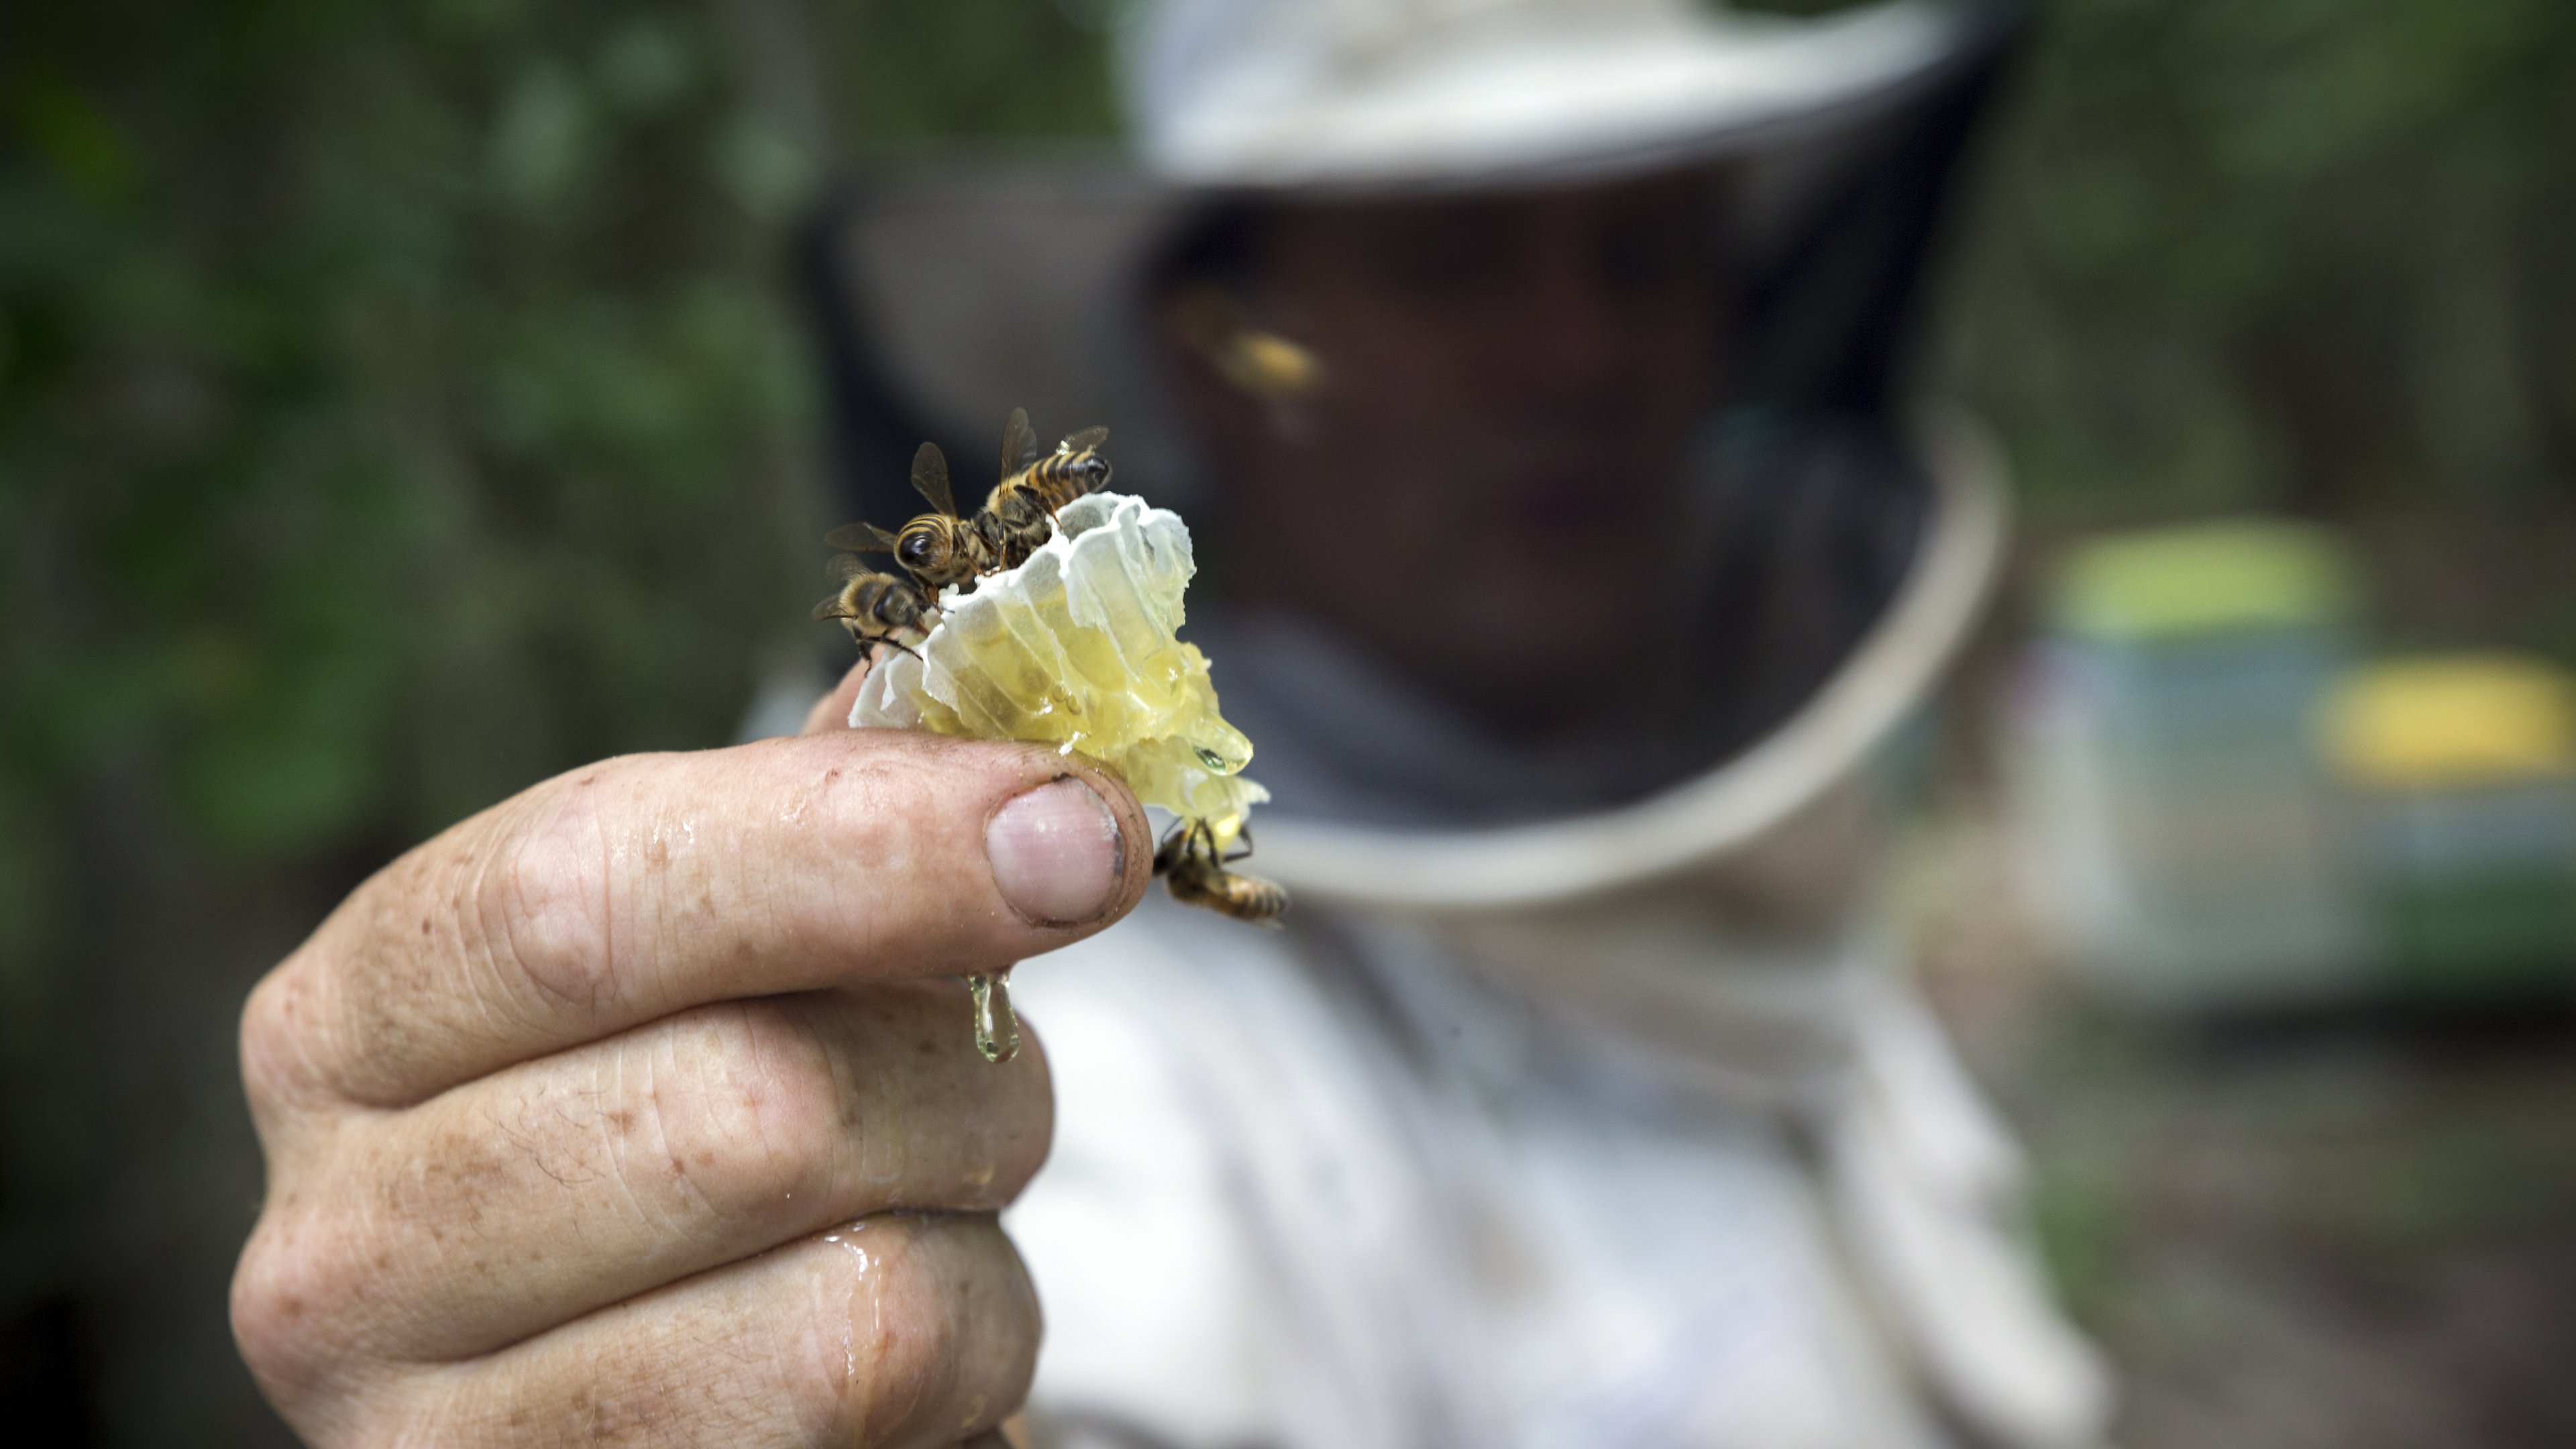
{"left": 231, "top": 1205, "right": 364, "bottom": 1410}
{"left": 837, "top": 1218, "right": 1037, "bottom": 1447}
{"left": 981, "top": 1035, "right": 1055, "bottom": 1207}
{"left": 874, "top": 983, "right": 1055, "bottom": 1210}
{"left": 812, "top": 752, "right": 933, "bottom": 871}
{"left": 630, "top": 1003, "right": 847, "bottom": 1226}
{"left": 239, "top": 961, "right": 329, "bottom": 1115}
{"left": 471, "top": 785, "right": 621, "bottom": 1019}
{"left": 843, "top": 1229, "right": 966, "bottom": 1443}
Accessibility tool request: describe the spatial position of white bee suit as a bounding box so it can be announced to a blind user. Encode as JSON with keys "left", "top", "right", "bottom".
{"left": 1004, "top": 425, "right": 2112, "bottom": 1449}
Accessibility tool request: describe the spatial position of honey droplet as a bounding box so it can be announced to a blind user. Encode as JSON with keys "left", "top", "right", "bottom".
{"left": 967, "top": 971, "right": 1018, "bottom": 1064}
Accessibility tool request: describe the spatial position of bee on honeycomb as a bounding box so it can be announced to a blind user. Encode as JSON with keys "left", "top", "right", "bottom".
{"left": 834, "top": 430, "right": 1281, "bottom": 1059}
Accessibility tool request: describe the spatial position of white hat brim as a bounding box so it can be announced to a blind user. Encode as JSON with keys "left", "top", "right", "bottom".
{"left": 1149, "top": 1, "right": 1978, "bottom": 192}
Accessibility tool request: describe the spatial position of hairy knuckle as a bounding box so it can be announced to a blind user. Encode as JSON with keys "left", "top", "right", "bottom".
{"left": 637, "top": 1005, "right": 846, "bottom": 1224}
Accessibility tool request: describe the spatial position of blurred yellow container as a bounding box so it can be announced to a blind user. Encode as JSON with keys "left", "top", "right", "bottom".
{"left": 2326, "top": 655, "right": 2576, "bottom": 992}
{"left": 2326, "top": 655, "right": 2576, "bottom": 788}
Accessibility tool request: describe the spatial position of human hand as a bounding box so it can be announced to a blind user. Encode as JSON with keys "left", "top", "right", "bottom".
{"left": 231, "top": 668, "right": 1146, "bottom": 1446}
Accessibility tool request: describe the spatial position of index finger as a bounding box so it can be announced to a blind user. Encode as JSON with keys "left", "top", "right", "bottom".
{"left": 248, "top": 731, "right": 1148, "bottom": 1108}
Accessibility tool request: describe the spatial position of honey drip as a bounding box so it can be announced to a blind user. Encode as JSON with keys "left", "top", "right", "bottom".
{"left": 966, "top": 970, "right": 1018, "bottom": 1065}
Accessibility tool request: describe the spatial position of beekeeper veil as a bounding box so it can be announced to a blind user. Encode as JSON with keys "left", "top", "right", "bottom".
{"left": 806, "top": 0, "right": 2019, "bottom": 907}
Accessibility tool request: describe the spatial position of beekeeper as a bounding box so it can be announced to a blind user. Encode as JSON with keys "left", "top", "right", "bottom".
{"left": 231, "top": 2, "right": 2110, "bottom": 1448}
{"left": 795, "top": 2, "right": 2110, "bottom": 1448}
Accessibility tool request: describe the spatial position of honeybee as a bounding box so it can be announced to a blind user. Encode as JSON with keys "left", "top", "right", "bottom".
{"left": 983, "top": 408, "right": 1112, "bottom": 566}
{"left": 1171, "top": 286, "right": 1326, "bottom": 401}
{"left": 811, "top": 552, "right": 934, "bottom": 656}
{"left": 824, "top": 441, "right": 1007, "bottom": 596}
{"left": 1154, "top": 816, "right": 1288, "bottom": 924}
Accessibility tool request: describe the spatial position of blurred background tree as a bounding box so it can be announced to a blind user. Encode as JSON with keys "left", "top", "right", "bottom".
{"left": 1, "top": 0, "right": 2571, "bottom": 1444}
{"left": 1949, "top": 0, "right": 2576, "bottom": 663}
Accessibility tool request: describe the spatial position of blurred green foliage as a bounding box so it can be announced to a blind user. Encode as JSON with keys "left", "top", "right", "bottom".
{"left": 0, "top": 1, "right": 1115, "bottom": 979}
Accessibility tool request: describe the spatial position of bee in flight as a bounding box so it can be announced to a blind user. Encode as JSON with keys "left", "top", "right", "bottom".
{"left": 826, "top": 440, "right": 1007, "bottom": 596}
{"left": 983, "top": 407, "right": 1112, "bottom": 566}
{"left": 1154, "top": 816, "right": 1288, "bottom": 925}
{"left": 1169, "top": 286, "right": 1326, "bottom": 402}
{"left": 811, "top": 552, "right": 934, "bottom": 657}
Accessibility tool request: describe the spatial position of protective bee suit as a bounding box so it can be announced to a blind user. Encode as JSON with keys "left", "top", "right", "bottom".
{"left": 800, "top": 2, "right": 2112, "bottom": 1446}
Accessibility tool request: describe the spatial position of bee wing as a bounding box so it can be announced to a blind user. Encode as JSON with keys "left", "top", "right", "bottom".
{"left": 823, "top": 522, "right": 896, "bottom": 553}
{"left": 1000, "top": 407, "right": 1040, "bottom": 478}
{"left": 825, "top": 552, "right": 873, "bottom": 582}
{"left": 811, "top": 592, "right": 852, "bottom": 621}
{"left": 911, "top": 442, "right": 959, "bottom": 517}
{"left": 1061, "top": 425, "right": 1109, "bottom": 453}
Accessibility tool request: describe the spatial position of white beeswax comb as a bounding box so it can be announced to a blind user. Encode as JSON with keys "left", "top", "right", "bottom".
{"left": 853, "top": 491, "right": 1269, "bottom": 832}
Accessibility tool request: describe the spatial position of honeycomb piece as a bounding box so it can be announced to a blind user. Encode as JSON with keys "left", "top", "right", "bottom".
{"left": 851, "top": 492, "right": 1269, "bottom": 832}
